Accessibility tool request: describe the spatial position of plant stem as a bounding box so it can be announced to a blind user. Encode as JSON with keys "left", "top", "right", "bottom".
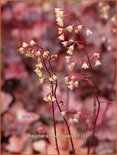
{"left": 83, "top": 48, "right": 101, "bottom": 154}
{"left": 52, "top": 100, "right": 60, "bottom": 154}
{"left": 78, "top": 33, "right": 101, "bottom": 154}
{"left": 48, "top": 61, "right": 75, "bottom": 154}
{"left": 66, "top": 88, "right": 69, "bottom": 111}
{"left": 42, "top": 59, "right": 60, "bottom": 154}
{"left": 54, "top": 80, "right": 75, "bottom": 154}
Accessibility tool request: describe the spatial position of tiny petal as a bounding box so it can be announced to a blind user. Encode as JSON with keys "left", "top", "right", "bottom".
{"left": 47, "top": 84, "right": 52, "bottom": 91}
{"left": 39, "top": 77, "right": 45, "bottom": 84}
{"left": 36, "top": 51, "right": 41, "bottom": 57}
{"left": 93, "top": 53, "right": 100, "bottom": 58}
{"left": 43, "top": 51, "right": 49, "bottom": 58}
{"left": 36, "top": 62, "right": 43, "bottom": 69}
{"left": 67, "top": 45, "right": 74, "bottom": 55}
{"left": 50, "top": 54, "right": 58, "bottom": 61}
{"left": 64, "top": 76, "right": 69, "bottom": 84}
{"left": 81, "top": 62, "right": 89, "bottom": 69}
{"left": 55, "top": 8, "right": 64, "bottom": 17}
{"left": 30, "top": 40, "right": 36, "bottom": 46}
{"left": 74, "top": 81, "right": 79, "bottom": 87}
{"left": 65, "top": 56, "right": 71, "bottom": 63}
{"left": 73, "top": 118, "right": 78, "bottom": 123}
{"left": 69, "top": 118, "right": 74, "bottom": 124}
{"left": 86, "top": 29, "right": 92, "bottom": 36}
{"left": 18, "top": 47, "right": 24, "bottom": 54}
{"left": 62, "top": 41, "right": 68, "bottom": 47}
{"left": 66, "top": 25, "right": 73, "bottom": 32}
{"left": 68, "top": 84, "right": 74, "bottom": 91}
{"left": 58, "top": 34, "right": 64, "bottom": 40}
{"left": 68, "top": 63, "right": 75, "bottom": 71}
{"left": 43, "top": 94, "right": 56, "bottom": 102}
{"left": 61, "top": 111, "right": 66, "bottom": 116}
{"left": 56, "top": 17, "right": 63, "bottom": 27}
{"left": 58, "top": 28, "right": 64, "bottom": 34}
{"left": 22, "top": 42, "right": 28, "bottom": 48}
{"left": 51, "top": 96, "right": 56, "bottom": 101}
{"left": 95, "top": 60, "right": 101, "bottom": 66}
{"left": 49, "top": 73, "right": 57, "bottom": 82}
{"left": 77, "top": 25, "right": 83, "bottom": 32}
{"left": 71, "top": 76, "right": 76, "bottom": 80}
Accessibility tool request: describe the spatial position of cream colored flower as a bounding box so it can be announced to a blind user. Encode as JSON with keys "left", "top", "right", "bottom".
{"left": 30, "top": 40, "right": 36, "bottom": 46}
{"left": 95, "top": 60, "right": 101, "bottom": 66}
{"left": 55, "top": 8, "right": 64, "bottom": 18}
{"left": 81, "top": 62, "right": 89, "bottom": 69}
{"left": 72, "top": 118, "right": 78, "bottom": 123}
{"left": 36, "top": 51, "right": 41, "bottom": 57}
{"left": 66, "top": 25, "right": 73, "bottom": 32}
{"left": 64, "top": 76, "right": 69, "bottom": 84}
{"left": 93, "top": 53, "right": 100, "bottom": 58}
{"left": 68, "top": 84, "right": 74, "bottom": 91}
{"left": 43, "top": 51, "right": 49, "bottom": 58}
{"left": 77, "top": 25, "right": 83, "bottom": 32}
{"left": 55, "top": 8, "right": 64, "bottom": 27}
{"left": 36, "top": 62, "right": 43, "bottom": 69}
{"left": 67, "top": 45, "right": 74, "bottom": 55}
{"left": 22, "top": 42, "right": 28, "bottom": 48}
{"left": 58, "top": 28, "right": 63, "bottom": 34}
{"left": 86, "top": 28, "right": 92, "bottom": 36}
{"left": 34, "top": 69, "right": 43, "bottom": 78}
{"left": 39, "top": 76, "right": 45, "bottom": 84}
{"left": 61, "top": 111, "right": 66, "bottom": 117}
{"left": 74, "top": 81, "right": 79, "bottom": 87}
{"left": 71, "top": 76, "right": 76, "bottom": 80}
{"left": 62, "top": 41, "right": 68, "bottom": 47}
{"left": 58, "top": 34, "right": 64, "bottom": 40}
{"left": 68, "top": 63, "right": 75, "bottom": 71}
{"left": 18, "top": 47, "right": 24, "bottom": 54}
{"left": 43, "top": 94, "right": 56, "bottom": 102}
{"left": 65, "top": 56, "right": 71, "bottom": 63}
{"left": 56, "top": 18, "right": 63, "bottom": 27}
{"left": 49, "top": 73, "right": 57, "bottom": 82}
{"left": 47, "top": 84, "right": 52, "bottom": 91}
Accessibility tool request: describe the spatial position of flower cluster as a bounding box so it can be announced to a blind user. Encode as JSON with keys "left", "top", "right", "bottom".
{"left": 64, "top": 76, "right": 79, "bottom": 90}
{"left": 92, "top": 53, "right": 101, "bottom": 67}
{"left": 17, "top": 40, "right": 38, "bottom": 58}
{"left": 55, "top": 8, "right": 101, "bottom": 90}
{"left": 43, "top": 93, "right": 56, "bottom": 102}
{"left": 55, "top": 8, "right": 64, "bottom": 27}
{"left": 98, "top": 2, "right": 110, "bottom": 19}
{"left": 17, "top": 40, "right": 58, "bottom": 103}
{"left": 65, "top": 56, "right": 75, "bottom": 71}
{"left": 61, "top": 109, "right": 81, "bottom": 125}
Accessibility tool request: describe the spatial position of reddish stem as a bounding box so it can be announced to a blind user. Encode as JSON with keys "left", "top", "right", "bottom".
{"left": 42, "top": 59, "right": 60, "bottom": 154}
{"left": 54, "top": 80, "right": 75, "bottom": 154}
{"left": 66, "top": 88, "right": 69, "bottom": 111}
{"left": 83, "top": 48, "right": 101, "bottom": 154}
{"left": 78, "top": 33, "right": 101, "bottom": 154}
{"left": 48, "top": 61, "right": 75, "bottom": 154}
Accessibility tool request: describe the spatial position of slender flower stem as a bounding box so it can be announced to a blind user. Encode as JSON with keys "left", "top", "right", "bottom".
{"left": 54, "top": 80, "right": 75, "bottom": 154}
{"left": 79, "top": 33, "right": 101, "bottom": 154}
{"left": 42, "top": 59, "right": 60, "bottom": 154}
{"left": 84, "top": 48, "right": 101, "bottom": 154}
{"left": 66, "top": 88, "right": 69, "bottom": 111}
{"left": 51, "top": 78, "right": 60, "bottom": 154}
{"left": 48, "top": 61, "right": 75, "bottom": 154}
{"left": 51, "top": 91, "right": 60, "bottom": 154}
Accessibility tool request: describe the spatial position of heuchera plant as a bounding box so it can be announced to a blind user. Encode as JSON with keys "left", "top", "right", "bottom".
{"left": 17, "top": 8, "right": 102, "bottom": 154}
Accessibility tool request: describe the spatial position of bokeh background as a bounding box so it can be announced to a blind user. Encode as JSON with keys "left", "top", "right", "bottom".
{"left": 1, "top": 0, "right": 116, "bottom": 154}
